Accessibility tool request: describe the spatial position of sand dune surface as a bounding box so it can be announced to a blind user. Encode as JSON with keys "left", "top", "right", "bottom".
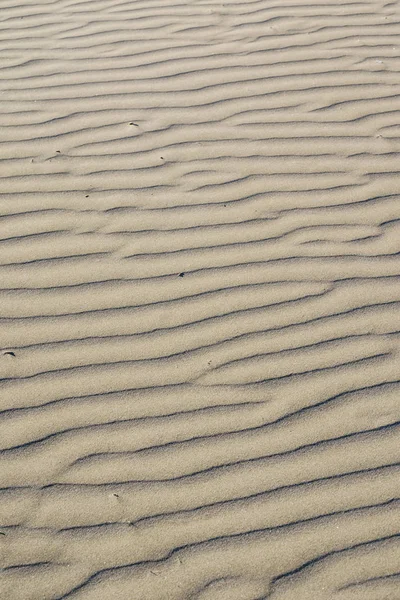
{"left": 1, "top": 0, "right": 400, "bottom": 598}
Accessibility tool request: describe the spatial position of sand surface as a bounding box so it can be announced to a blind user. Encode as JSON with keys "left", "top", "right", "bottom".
{"left": 1, "top": 0, "right": 400, "bottom": 598}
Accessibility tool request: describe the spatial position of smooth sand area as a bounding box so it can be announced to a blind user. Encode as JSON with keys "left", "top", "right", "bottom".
{"left": 1, "top": 0, "right": 400, "bottom": 598}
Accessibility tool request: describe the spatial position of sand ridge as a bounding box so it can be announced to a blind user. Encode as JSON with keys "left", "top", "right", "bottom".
{"left": 1, "top": 0, "right": 400, "bottom": 598}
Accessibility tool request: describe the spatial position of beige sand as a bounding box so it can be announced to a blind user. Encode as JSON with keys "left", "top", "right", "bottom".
{"left": 1, "top": 0, "right": 400, "bottom": 598}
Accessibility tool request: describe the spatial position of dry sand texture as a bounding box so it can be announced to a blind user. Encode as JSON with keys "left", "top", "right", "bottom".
{"left": 1, "top": 0, "right": 400, "bottom": 598}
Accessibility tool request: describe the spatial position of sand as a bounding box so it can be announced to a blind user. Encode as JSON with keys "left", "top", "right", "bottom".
{"left": 0, "top": 0, "right": 400, "bottom": 598}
